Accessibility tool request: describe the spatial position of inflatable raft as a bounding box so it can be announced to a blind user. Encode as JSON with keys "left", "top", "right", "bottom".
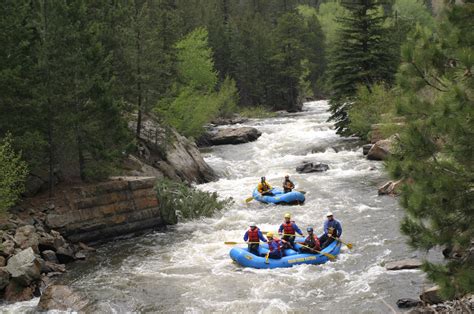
{"left": 229, "top": 237, "right": 341, "bottom": 269}
{"left": 252, "top": 187, "right": 305, "bottom": 205}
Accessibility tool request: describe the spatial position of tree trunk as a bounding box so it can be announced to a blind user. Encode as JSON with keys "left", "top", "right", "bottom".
{"left": 135, "top": 7, "right": 143, "bottom": 139}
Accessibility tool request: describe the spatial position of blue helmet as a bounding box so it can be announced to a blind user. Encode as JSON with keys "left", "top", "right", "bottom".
{"left": 307, "top": 227, "right": 313, "bottom": 232}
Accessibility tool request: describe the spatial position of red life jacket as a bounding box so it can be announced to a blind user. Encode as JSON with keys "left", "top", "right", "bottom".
{"left": 283, "top": 221, "right": 295, "bottom": 235}
{"left": 247, "top": 228, "right": 260, "bottom": 242}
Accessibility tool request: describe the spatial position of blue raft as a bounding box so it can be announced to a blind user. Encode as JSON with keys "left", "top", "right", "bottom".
{"left": 252, "top": 187, "right": 305, "bottom": 205}
{"left": 229, "top": 237, "right": 341, "bottom": 269}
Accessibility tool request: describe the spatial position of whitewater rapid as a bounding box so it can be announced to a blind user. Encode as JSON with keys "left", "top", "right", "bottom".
{"left": 1, "top": 101, "right": 431, "bottom": 313}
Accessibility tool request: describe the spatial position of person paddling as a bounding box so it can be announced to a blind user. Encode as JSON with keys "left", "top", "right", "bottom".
{"left": 298, "top": 227, "right": 321, "bottom": 253}
{"left": 265, "top": 232, "right": 285, "bottom": 259}
{"left": 243, "top": 222, "right": 267, "bottom": 255}
{"left": 257, "top": 176, "right": 273, "bottom": 196}
{"left": 319, "top": 212, "right": 342, "bottom": 249}
{"left": 278, "top": 213, "right": 303, "bottom": 249}
{"left": 282, "top": 175, "right": 295, "bottom": 193}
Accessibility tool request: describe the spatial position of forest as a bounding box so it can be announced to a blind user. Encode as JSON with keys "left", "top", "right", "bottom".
{"left": 0, "top": 0, "right": 472, "bottom": 300}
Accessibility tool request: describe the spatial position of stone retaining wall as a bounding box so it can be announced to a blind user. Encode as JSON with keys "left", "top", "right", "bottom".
{"left": 45, "top": 177, "right": 163, "bottom": 243}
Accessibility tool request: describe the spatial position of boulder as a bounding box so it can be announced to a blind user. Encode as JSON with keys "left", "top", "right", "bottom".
{"left": 362, "top": 144, "right": 373, "bottom": 155}
{"left": 0, "top": 267, "right": 10, "bottom": 290}
{"left": 41, "top": 250, "right": 59, "bottom": 264}
{"left": 129, "top": 116, "right": 216, "bottom": 184}
{"left": 378, "top": 179, "right": 403, "bottom": 196}
{"left": 74, "top": 252, "right": 86, "bottom": 260}
{"left": 367, "top": 137, "right": 396, "bottom": 161}
{"left": 200, "top": 127, "right": 262, "bottom": 146}
{"left": 37, "top": 285, "right": 89, "bottom": 312}
{"left": 56, "top": 246, "right": 75, "bottom": 264}
{"left": 296, "top": 162, "right": 329, "bottom": 174}
{"left": 0, "top": 239, "right": 16, "bottom": 257}
{"left": 396, "top": 298, "right": 421, "bottom": 308}
{"left": 0, "top": 256, "right": 6, "bottom": 267}
{"left": 6, "top": 247, "right": 41, "bottom": 285}
{"left": 420, "top": 286, "right": 444, "bottom": 304}
{"left": 4, "top": 280, "right": 35, "bottom": 302}
{"left": 14, "top": 225, "right": 39, "bottom": 253}
{"left": 41, "top": 261, "right": 66, "bottom": 274}
{"left": 38, "top": 230, "right": 66, "bottom": 252}
{"left": 385, "top": 258, "right": 422, "bottom": 270}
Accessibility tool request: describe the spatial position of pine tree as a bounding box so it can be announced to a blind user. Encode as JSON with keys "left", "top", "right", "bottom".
{"left": 327, "top": 0, "right": 397, "bottom": 135}
{"left": 389, "top": 3, "right": 474, "bottom": 298}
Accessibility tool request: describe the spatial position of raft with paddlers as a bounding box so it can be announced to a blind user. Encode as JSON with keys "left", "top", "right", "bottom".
{"left": 229, "top": 236, "right": 341, "bottom": 269}
{"left": 252, "top": 187, "right": 305, "bottom": 205}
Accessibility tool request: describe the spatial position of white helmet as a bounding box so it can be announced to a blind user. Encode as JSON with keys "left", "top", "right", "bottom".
{"left": 326, "top": 212, "right": 333, "bottom": 217}
{"left": 249, "top": 222, "right": 257, "bottom": 227}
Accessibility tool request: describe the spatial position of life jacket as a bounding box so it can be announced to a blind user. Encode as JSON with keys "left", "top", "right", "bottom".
{"left": 283, "top": 221, "right": 296, "bottom": 235}
{"left": 268, "top": 239, "right": 282, "bottom": 252}
{"left": 305, "top": 235, "right": 320, "bottom": 249}
{"left": 283, "top": 180, "right": 294, "bottom": 189}
{"left": 247, "top": 228, "right": 260, "bottom": 243}
{"left": 258, "top": 182, "right": 271, "bottom": 193}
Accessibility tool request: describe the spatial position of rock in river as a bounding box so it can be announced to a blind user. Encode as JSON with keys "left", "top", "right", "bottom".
{"left": 37, "top": 285, "right": 89, "bottom": 312}
{"left": 199, "top": 127, "right": 262, "bottom": 146}
{"left": 296, "top": 162, "right": 329, "bottom": 173}
{"left": 385, "top": 258, "right": 422, "bottom": 270}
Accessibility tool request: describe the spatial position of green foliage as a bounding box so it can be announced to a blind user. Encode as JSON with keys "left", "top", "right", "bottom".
{"left": 217, "top": 76, "right": 239, "bottom": 119}
{"left": 176, "top": 27, "right": 218, "bottom": 92}
{"left": 0, "top": 134, "right": 28, "bottom": 212}
{"left": 348, "top": 84, "right": 397, "bottom": 140}
{"left": 388, "top": 3, "right": 474, "bottom": 298}
{"left": 316, "top": 1, "right": 349, "bottom": 48}
{"left": 155, "top": 178, "right": 232, "bottom": 223}
{"left": 327, "top": 0, "right": 398, "bottom": 135}
{"left": 239, "top": 106, "right": 277, "bottom": 119}
{"left": 159, "top": 28, "right": 239, "bottom": 138}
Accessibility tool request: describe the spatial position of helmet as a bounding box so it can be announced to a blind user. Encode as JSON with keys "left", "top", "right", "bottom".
{"left": 284, "top": 213, "right": 291, "bottom": 219}
{"left": 266, "top": 232, "right": 274, "bottom": 238}
{"left": 307, "top": 227, "right": 313, "bottom": 232}
{"left": 285, "top": 174, "right": 289, "bottom": 178}
{"left": 261, "top": 176, "right": 266, "bottom": 182}
{"left": 249, "top": 222, "right": 256, "bottom": 227}
{"left": 326, "top": 212, "right": 333, "bottom": 217}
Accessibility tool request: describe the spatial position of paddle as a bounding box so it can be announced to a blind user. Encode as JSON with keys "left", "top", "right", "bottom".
{"left": 245, "top": 197, "right": 254, "bottom": 203}
{"left": 334, "top": 237, "right": 353, "bottom": 249}
{"left": 224, "top": 241, "right": 262, "bottom": 245}
{"left": 298, "top": 243, "right": 336, "bottom": 260}
{"left": 265, "top": 251, "right": 270, "bottom": 264}
{"left": 261, "top": 232, "right": 303, "bottom": 237}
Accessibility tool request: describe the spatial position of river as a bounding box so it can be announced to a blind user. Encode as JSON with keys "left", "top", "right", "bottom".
{"left": 3, "top": 101, "right": 430, "bottom": 313}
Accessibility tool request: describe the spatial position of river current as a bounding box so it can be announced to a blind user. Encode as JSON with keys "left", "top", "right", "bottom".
{"left": 3, "top": 101, "right": 431, "bottom": 313}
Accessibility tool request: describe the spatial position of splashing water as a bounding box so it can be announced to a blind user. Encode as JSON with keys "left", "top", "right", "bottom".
{"left": 1, "top": 101, "right": 431, "bottom": 313}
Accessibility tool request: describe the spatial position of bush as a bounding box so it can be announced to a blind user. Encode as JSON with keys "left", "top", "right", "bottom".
{"left": 239, "top": 106, "right": 277, "bottom": 118}
{"left": 0, "top": 134, "right": 29, "bottom": 213}
{"left": 155, "top": 178, "right": 232, "bottom": 223}
{"left": 348, "top": 84, "right": 397, "bottom": 140}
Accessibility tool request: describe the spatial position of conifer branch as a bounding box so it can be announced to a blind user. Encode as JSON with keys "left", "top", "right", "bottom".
{"left": 410, "top": 62, "right": 448, "bottom": 92}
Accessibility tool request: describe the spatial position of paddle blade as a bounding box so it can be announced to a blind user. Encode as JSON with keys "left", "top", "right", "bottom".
{"left": 323, "top": 252, "right": 336, "bottom": 260}
{"left": 346, "top": 243, "right": 353, "bottom": 249}
{"left": 245, "top": 197, "right": 254, "bottom": 203}
{"left": 265, "top": 252, "right": 270, "bottom": 264}
{"left": 224, "top": 241, "right": 239, "bottom": 245}
{"left": 297, "top": 190, "right": 306, "bottom": 194}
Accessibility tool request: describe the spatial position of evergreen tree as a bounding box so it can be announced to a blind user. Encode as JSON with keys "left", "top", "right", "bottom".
{"left": 269, "top": 11, "right": 308, "bottom": 111}
{"left": 327, "top": 0, "right": 397, "bottom": 135}
{"left": 389, "top": 3, "right": 474, "bottom": 298}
